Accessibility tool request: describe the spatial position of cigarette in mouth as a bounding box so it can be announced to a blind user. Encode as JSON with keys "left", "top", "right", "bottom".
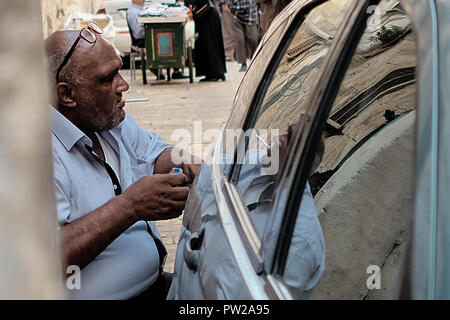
{"left": 121, "top": 98, "right": 149, "bottom": 103}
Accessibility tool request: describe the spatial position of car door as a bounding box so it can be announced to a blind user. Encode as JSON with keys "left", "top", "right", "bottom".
{"left": 168, "top": 0, "right": 368, "bottom": 300}
{"left": 176, "top": 0, "right": 424, "bottom": 300}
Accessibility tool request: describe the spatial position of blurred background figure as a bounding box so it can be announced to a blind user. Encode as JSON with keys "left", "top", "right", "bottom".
{"left": 256, "top": 0, "right": 292, "bottom": 34}
{"left": 127, "top": 0, "right": 165, "bottom": 80}
{"left": 228, "top": 0, "right": 260, "bottom": 72}
{"left": 186, "top": 0, "right": 227, "bottom": 81}
{"left": 127, "top": 0, "right": 188, "bottom": 80}
{"left": 216, "top": 0, "right": 236, "bottom": 61}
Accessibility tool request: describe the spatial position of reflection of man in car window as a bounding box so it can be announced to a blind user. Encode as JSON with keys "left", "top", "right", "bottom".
{"left": 172, "top": 117, "right": 326, "bottom": 298}
{"left": 238, "top": 147, "right": 325, "bottom": 298}
{"left": 241, "top": 118, "right": 325, "bottom": 298}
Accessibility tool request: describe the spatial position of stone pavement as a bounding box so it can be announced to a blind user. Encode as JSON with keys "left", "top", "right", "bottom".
{"left": 120, "top": 61, "right": 245, "bottom": 272}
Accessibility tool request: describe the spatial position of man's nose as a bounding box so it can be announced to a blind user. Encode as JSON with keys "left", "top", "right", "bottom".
{"left": 117, "top": 73, "right": 129, "bottom": 93}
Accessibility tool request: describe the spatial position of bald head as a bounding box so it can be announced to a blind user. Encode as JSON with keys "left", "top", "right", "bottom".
{"left": 132, "top": 0, "right": 145, "bottom": 5}
{"left": 46, "top": 30, "right": 84, "bottom": 86}
{"left": 46, "top": 29, "right": 118, "bottom": 85}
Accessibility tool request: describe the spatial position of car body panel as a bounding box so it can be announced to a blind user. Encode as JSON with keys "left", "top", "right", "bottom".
{"left": 434, "top": 0, "right": 450, "bottom": 298}
{"left": 410, "top": 0, "right": 450, "bottom": 300}
{"left": 408, "top": 0, "right": 437, "bottom": 300}
{"left": 436, "top": 0, "right": 450, "bottom": 299}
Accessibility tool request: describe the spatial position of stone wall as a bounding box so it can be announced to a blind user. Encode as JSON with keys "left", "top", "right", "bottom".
{"left": 41, "top": 0, "right": 105, "bottom": 37}
{"left": 0, "top": 0, "right": 62, "bottom": 298}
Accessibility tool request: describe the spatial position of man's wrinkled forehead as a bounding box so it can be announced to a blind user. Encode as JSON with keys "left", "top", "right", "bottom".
{"left": 45, "top": 29, "right": 79, "bottom": 53}
{"left": 74, "top": 35, "right": 122, "bottom": 76}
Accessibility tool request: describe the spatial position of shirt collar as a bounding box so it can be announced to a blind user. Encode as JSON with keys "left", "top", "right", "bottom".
{"left": 51, "top": 106, "right": 92, "bottom": 151}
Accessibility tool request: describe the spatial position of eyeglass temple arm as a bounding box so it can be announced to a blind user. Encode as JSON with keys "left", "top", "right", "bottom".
{"left": 55, "top": 36, "right": 82, "bottom": 83}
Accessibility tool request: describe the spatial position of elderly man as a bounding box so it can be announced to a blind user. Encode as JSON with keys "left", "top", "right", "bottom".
{"left": 45, "top": 24, "right": 200, "bottom": 299}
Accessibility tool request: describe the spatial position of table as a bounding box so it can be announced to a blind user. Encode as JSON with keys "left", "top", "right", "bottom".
{"left": 137, "top": 16, "right": 194, "bottom": 83}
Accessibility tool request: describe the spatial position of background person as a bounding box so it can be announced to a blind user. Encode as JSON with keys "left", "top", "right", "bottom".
{"left": 127, "top": 0, "right": 188, "bottom": 80}
{"left": 215, "top": 0, "right": 236, "bottom": 61}
{"left": 185, "top": 0, "right": 227, "bottom": 82}
{"left": 228, "top": 0, "right": 260, "bottom": 72}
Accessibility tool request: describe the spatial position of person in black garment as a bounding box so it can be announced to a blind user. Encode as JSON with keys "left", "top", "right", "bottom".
{"left": 186, "top": 0, "right": 227, "bottom": 82}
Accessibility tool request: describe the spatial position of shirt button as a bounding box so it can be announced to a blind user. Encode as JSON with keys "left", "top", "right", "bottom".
{"left": 113, "top": 185, "right": 117, "bottom": 190}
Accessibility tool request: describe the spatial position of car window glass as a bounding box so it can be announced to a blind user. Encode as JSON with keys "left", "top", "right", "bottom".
{"left": 252, "top": 1, "right": 355, "bottom": 134}
{"left": 222, "top": 18, "right": 291, "bottom": 144}
{"left": 230, "top": 0, "right": 356, "bottom": 239}
{"left": 308, "top": 0, "right": 417, "bottom": 299}
{"left": 222, "top": 0, "right": 356, "bottom": 299}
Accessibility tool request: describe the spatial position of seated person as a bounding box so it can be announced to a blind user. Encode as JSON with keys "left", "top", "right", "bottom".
{"left": 127, "top": 0, "right": 189, "bottom": 80}
{"left": 46, "top": 27, "right": 200, "bottom": 299}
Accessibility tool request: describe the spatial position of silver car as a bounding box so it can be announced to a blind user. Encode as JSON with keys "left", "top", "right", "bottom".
{"left": 168, "top": 0, "right": 449, "bottom": 299}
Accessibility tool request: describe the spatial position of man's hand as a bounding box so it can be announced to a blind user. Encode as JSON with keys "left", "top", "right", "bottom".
{"left": 121, "top": 174, "right": 190, "bottom": 221}
{"left": 59, "top": 173, "right": 189, "bottom": 272}
{"left": 154, "top": 147, "right": 203, "bottom": 185}
{"left": 182, "top": 159, "right": 202, "bottom": 185}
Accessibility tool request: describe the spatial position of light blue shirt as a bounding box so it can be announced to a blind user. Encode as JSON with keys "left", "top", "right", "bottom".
{"left": 51, "top": 107, "right": 172, "bottom": 299}
{"left": 127, "top": 4, "right": 145, "bottom": 40}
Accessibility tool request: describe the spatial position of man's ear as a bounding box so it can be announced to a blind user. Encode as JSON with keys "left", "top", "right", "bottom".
{"left": 56, "top": 82, "right": 77, "bottom": 108}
